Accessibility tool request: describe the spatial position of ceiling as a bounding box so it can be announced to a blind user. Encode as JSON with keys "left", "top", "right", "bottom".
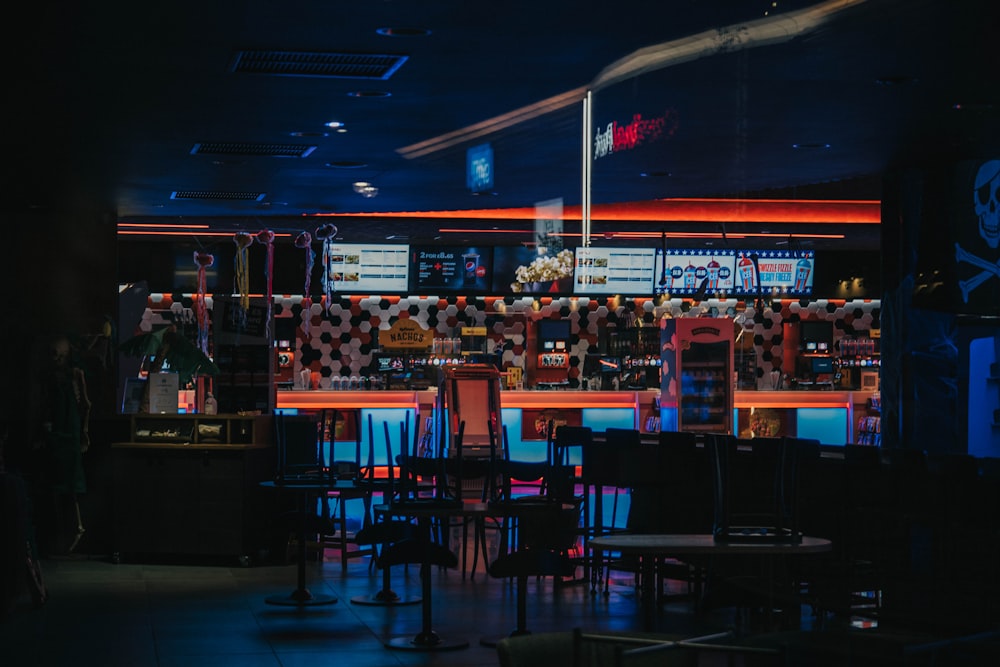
{"left": 9, "top": 0, "right": 999, "bottom": 252}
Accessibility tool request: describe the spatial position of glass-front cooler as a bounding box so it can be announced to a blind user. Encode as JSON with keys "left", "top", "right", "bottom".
{"left": 660, "top": 318, "right": 735, "bottom": 434}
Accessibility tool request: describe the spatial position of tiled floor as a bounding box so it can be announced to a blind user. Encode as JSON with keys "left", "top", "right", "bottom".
{"left": 2, "top": 545, "right": 756, "bottom": 667}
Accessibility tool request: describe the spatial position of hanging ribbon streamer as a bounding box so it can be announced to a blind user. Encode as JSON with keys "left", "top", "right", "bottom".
{"left": 233, "top": 232, "right": 255, "bottom": 326}
{"left": 294, "top": 231, "right": 314, "bottom": 337}
{"left": 193, "top": 251, "right": 215, "bottom": 355}
{"left": 315, "top": 223, "right": 338, "bottom": 313}
{"left": 256, "top": 228, "right": 276, "bottom": 337}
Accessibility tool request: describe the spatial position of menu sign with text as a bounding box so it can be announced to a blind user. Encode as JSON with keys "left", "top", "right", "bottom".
{"left": 654, "top": 249, "right": 736, "bottom": 295}
{"left": 733, "top": 249, "right": 815, "bottom": 295}
{"left": 574, "top": 247, "right": 655, "bottom": 295}
{"left": 411, "top": 245, "right": 492, "bottom": 292}
{"left": 324, "top": 243, "right": 409, "bottom": 293}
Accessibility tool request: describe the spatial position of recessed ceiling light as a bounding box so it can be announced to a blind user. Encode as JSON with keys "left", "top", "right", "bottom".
{"left": 347, "top": 90, "right": 391, "bottom": 98}
{"left": 326, "top": 160, "right": 367, "bottom": 169}
{"left": 376, "top": 27, "right": 432, "bottom": 37}
{"left": 324, "top": 121, "right": 345, "bottom": 129}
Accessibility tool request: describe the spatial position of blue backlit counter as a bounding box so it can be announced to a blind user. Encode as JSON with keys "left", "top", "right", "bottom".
{"left": 733, "top": 389, "right": 877, "bottom": 445}
{"left": 275, "top": 389, "right": 661, "bottom": 462}
{"left": 274, "top": 388, "right": 874, "bottom": 459}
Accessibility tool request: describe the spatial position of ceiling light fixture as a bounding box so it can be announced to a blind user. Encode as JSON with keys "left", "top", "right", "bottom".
{"left": 347, "top": 90, "right": 391, "bottom": 98}
{"left": 326, "top": 161, "right": 367, "bottom": 169}
{"left": 352, "top": 181, "right": 379, "bottom": 198}
{"left": 376, "top": 27, "right": 432, "bottom": 37}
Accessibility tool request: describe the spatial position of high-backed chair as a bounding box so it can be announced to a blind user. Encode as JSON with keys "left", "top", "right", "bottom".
{"left": 351, "top": 419, "right": 420, "bottom": 606}
{"left": 440, "top": 420, "right": 494, "bottom": 578}
{"left": 272, "top": 412, "right": 330, "bottom": 562}
{"left": 550, "top": 424, "right": 593, "bottom": 583}
{"left": 483, "top": 476, "right": 579, "bottom": 646}
{"left": 322, "top": 409, "right": 375, "bottom": 571}
{"left": 708, "top": 434, "right": 804, "bottom": 543}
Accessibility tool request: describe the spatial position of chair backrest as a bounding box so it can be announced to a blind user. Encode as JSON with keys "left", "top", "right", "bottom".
{"left": 552, "top": 425, "right": 593, "bottom": 468}
{"left": 273, "top": 412, "right": 326, "bottom": 482}
{"left": 329, "top": 409, "right": 364, "bottom": 481}
{"left": 584, "top": 428, "right": 637, "bottom": 488}
{"left": 708, "top": 434, "right": 804, "bottom": 542}
{"left": 442, "top": 420, "right": 494, "bottom": 501}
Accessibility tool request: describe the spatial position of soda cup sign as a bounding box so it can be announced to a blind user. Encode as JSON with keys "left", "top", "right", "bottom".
{"left": 462, "top": 253, "right": 480, "bottom": 285}
{"left": 794, "top": 257, "right": 812, "bottom": 292}
{"left": 738, "top": 253, "right": 756, "bottom": 291}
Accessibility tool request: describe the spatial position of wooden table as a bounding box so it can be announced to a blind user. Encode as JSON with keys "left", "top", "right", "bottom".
{"left": 589, "top": 533, "right": 832, "bottom": 631}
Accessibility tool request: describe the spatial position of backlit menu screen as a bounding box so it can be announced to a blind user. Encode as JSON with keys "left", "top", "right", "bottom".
{"left": 323, "top": 243, "right": 409, "bottom": 293}
{"left": 573, "top": 247, "right": 655, "bottom": 295}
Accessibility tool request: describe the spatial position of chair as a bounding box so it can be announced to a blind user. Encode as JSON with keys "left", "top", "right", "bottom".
{"left": 619, "top": 431, "right": 708, "bottom": 604}
{"left": 440, "top": 420, "right": 495, "bottom": 578}
{"left": 705, "top": 434, "right": 813, "bottom": 625}
{"left": 322, "top": 409, "right": 375, "bottom": 571}
{"left": 584, "top": 428, "right": 638, "bottom": 594}
{"left": 484, "top": 493, "right": 579, "bottom": 645}
{"left": 596, "top": 428, "right": 641, "bottom": 532}
{"left": 350, "top": 419, "right": 420, "bottom": 606}
{"left": 708, "top": 435, "right": 804, "bottom": 543}
{"left": 271, "top": 412, "right": 331, "bottom": 562}
{"left": 485, "top": 424, "right": 582, "bottom": 563}
{"left": 550, "top": 425, "right": 593, "bottom": 582}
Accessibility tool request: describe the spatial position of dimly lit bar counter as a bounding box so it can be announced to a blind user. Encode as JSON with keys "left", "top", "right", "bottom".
{"left": 273, "top": 388, "right": 877, "bottom": 456}
{"left": 274, "top": 389, "right": 662, "bottom": 460}
{"left": 733, "top": 389, "right": 879, "bottom": 445}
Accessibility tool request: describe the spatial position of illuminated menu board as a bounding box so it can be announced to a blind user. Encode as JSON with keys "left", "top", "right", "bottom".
{"left": 653, "top": 249, "right": 737, "bottom": 295}
{"left": 410, "top": 245, "right": 492, "bottom": 292}
{"left": 324, "top": 243, "right": 409, "bottom": 293}
{"left": 733, "top": 249, "right": 815, "bottom": 295}
{"left": 574, "top": 247, "right": 655, "bottom": 295}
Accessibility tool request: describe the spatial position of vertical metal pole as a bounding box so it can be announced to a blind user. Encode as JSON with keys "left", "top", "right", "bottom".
{"left": 581, "top": 92, "right": 592, "bottom": 248}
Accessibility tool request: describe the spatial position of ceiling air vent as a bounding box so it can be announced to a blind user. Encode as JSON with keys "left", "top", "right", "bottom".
{"left": 170, "top": 191, "right": 267, "bottom": 202}
{"left": 191, "top": 142, "right": 316, "bottom": 158}
{"left": 231, "top": 50, "right": 408, "bottom": 80}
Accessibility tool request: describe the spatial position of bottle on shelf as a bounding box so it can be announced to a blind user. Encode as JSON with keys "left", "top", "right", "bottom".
{"left": 203, "top": 392, "right": 218, "bottom": 415}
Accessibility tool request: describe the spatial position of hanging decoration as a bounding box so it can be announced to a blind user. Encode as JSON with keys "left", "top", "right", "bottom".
{"left": 233, "top": 231, "right": 255, "bottom": 324}
{"left": 193, "top": 251, "right": 215, "bottom": 355}
{"left": 294, "top": 231, "right": 315, "bottom": 337}
{"left": 256, "top": 228, "right": 276, "bottom": 336}
{"left": 315, "top": 223, "right": 338, "bottom": 313}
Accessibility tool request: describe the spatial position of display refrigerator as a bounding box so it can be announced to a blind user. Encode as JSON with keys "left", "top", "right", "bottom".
{"left": 660, "top": 318, "right": 735, "bottom": 434}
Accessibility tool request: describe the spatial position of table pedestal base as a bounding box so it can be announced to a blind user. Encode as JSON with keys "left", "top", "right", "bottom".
{"left": 385, "top": 632, "right": 469, "bottom": 651}
{"left": 350, "top": 589, "right": 421, "bottom": 606}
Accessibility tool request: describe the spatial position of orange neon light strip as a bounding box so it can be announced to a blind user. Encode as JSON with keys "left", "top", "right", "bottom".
{"left": 313, "top": 198, "right": 880, "bottom": 223}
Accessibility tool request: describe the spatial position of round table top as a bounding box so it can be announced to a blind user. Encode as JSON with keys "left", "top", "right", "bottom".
{"left": 588, "top": 533, "right": 832, "bottom": 555}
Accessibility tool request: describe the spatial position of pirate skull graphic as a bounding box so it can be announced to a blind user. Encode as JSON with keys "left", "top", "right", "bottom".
{"left": 974, "top": 159, "right": 1000, "bottom": 249}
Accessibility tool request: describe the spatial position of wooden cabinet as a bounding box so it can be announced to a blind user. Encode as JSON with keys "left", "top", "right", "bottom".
{"left": 111, "top": 414, "right": 274, "bottom": 563}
